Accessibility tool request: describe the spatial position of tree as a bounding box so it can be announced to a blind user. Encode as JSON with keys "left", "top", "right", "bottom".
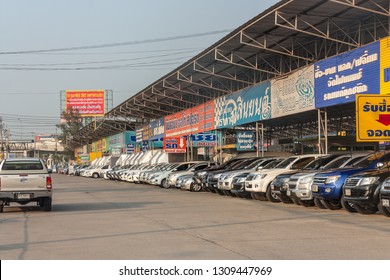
{"left": 56, "top": 107, "right": 83, "bottom": 157}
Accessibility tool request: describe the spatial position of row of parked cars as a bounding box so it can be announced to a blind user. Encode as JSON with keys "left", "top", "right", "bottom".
{"left": 76, "top": 151, "right": 390, "bottom": 218}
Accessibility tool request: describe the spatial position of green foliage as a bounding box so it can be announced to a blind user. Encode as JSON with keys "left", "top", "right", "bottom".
{"left": 56, "top": 108, "right": 83, "bottom": 157}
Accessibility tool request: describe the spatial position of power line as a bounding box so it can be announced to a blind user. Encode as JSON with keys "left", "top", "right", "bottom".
{"left": 0, "top": 30, "right": 231, "bottom": 55}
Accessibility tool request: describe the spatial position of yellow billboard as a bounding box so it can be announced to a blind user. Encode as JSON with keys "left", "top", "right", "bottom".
{"left": 356, "top": 94, "right": 390, "bottom": 141}
{"left": 380, "top": 36, "right": 390, "bottom": 95}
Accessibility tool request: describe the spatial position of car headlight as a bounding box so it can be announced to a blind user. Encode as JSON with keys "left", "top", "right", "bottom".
{"left": 254, "top": 174, "right": 267, "bottom": 180}
{"left": 299, "top": 176, "right": 313, "bottom": 184}
{"left": 198, "top": 171, "right": 207, "bottom": 177}
{"left": 225, "top": 174, "right": 234, "bottom": 179}
{"left": 279, "top": 177, "right": 290, "bottom": 183}
{"left": 325, "top": 175, "right": 340, "bottom": 184}
{"left": 358, "top": 177, "right": 379, "bottom": 186}
{"left": 213, "top": 173, "right": 222, "bottom": 179}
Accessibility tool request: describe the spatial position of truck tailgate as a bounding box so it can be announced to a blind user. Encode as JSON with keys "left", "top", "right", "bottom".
{"left": 0, "top": 174, "right": 48, "bottom": 191}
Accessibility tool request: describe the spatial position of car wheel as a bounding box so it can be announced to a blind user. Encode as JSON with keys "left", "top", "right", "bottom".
{"left": 161, "top": 179, "right": 170, "bottom": 189}
{"left": 314, "top": 197, "right": 327, "bottom": 209}
{"left": 378, "top": 203, "right": 390, "bottom": 217}
{"left": 266, "top": 185, "right": 280, "bottom": 203}
{"left": 321, "top": 199, "right": 342, "bottom": 210}
{"left": 291, "top": 197, "right": 301, "bottom": 205}
{"left": 251, "top": 192, "right": 267, "bottom": 201}
{"left": 299, "top": 199, "right": 315, "bottom": 207}
{"left": 92, "top": 173, "right": 99, "bottom": 179}
{"left": 190, "top": 183, "right": 202, "bottom": 192}
{"left": 354, "top": 203, "right": 378, "bottom": 215}
{"left": 0, "top": 201, "right": 3, "bottom": 213}
{"left": 278, "top": 195, "right": 293, "bottom": 204}
{"left": 340, "top": 195, "right": 357, "bottom": 213}
{"left": 43, "top": 197, "right": 52, "bottom": 212}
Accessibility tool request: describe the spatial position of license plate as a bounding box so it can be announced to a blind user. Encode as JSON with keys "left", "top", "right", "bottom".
{"left": 287, "top": 190, "right": 291, "bottom": 196}
{"left": 312, "top": 185, "right": 318, "bottom": 192}
{"left": 17, "top": 193, "right": 31, "bottom": 199}
{"left": 345, "top": 189, "right": 351, "bottom": 196}
{"left": 383, "top": 199, "right": 390, "bottom": 207}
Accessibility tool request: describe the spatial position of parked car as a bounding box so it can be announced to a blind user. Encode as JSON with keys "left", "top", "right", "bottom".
{"left": 150, "top": 162, "right": 200, "bottom": 188}
{"left": 342, "top": 164, "right": 390, "bottom": 214}
{"left": 378, "top": 177, "right": 390, "bottom": 217}
{"left": 285, "top": 153, "right": 369, "bottom": 207}
{"left": 192, "top": 157, "right": 248, "bottom": 192}
{"left": 312, "top": 151, "right": 390, "bottom": 210}
{"left": 83, "top": 164, "right": 110, "bottom": 178}
{"left": 166, "top": 161, "right": 215, "bottom": 188}
{"left": 231, "top": 159, "right": 284, "bottom": 198}
{"left": 217, "top": 158, "right": 279, "bottom": 196}
{"left": 206, "top": 158, "right": 261, "bottom": 194}
{"left": 245, "top": 154, "right": 320, "bottom": 202}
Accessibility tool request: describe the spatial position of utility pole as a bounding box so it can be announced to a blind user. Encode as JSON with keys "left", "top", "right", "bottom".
{"left": 0, "top": 117, "right": 3, "bottom": 159}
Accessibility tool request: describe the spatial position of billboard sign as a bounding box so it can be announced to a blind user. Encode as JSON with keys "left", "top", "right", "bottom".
{"left": 65, "top": 90, "right": 105, "bottom": 116}
{"left": 314, "top": 42, "right": 380, "bottom": 108}
{"left": 164, "top": 137, "right": 186, "bottom": 153}
{"left": 214, "top": 82, "right": 271, "bottom": 129}
{"left": 272, "top": 65, "right": 315, "bottom": 118}
{"left": 356, "top": 94, "right": 390, "bottom": 141}
{"left": 149, "top": 118, "right": 165, "bottom": 140}
{"left": 164, "top": 100, "right": 214, "bottom": 138}
{"left": 237, "top": 131, "right": 255, "bottom": 151}
{"left": 191, "top": 132, "right": 217, "bottom": 147}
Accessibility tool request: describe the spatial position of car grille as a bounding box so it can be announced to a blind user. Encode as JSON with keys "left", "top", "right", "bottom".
{"left": 313, "top": 177, "right": 327, "bottom": 184}
{"left": 344, "top": 178, "right": 360, "bottom": 187}
{"left": 288, "top": 177, "right": 298, "bottom": 190}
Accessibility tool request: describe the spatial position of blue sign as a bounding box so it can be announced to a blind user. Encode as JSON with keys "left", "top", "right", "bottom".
{"left": 142, "top": 140, "right": 149, "bottom": 152}
{"left": 149, "top": 118, "right": 165, "bottom": 140}
{"left": 214, "top": 82, "right": 271, "bottom": 129}
{"left": 314, "top": 41, "right": 380, "bottom": 108}
{"left": 237, "top": 131, "right": 255, "bottom": 151}
{"left": 191, "top": 132, "right": 217, "bottom": 147}
{"left": 126, "top": 143, "right": 135, "bottom": 154}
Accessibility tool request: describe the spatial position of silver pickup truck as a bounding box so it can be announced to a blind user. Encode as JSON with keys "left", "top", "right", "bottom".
{"left": 0, "top": 158, "right": 53, "bottom": 212}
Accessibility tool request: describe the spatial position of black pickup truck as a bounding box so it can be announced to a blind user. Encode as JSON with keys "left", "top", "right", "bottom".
{"left": 343, "top": 165, "right": 390, "bottom": 214}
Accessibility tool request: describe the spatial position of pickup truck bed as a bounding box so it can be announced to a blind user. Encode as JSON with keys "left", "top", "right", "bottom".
{"left": 0, "top": 158, "right": 53, "bottom": 212}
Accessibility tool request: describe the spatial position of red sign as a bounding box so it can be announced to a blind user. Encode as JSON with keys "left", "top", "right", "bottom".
{"left": 66, "top": 90, "right": 105, "bottom": 116}
{"left": 164, "top": 137, "right": 186, "bottom": 153}
{"left": 164, "top": 100, "right": 215, "bottom": 138}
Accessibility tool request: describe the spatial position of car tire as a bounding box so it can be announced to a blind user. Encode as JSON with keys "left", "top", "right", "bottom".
{"left": 321, "top": 199, "right": 342, "bottom": 210}
{"left": 43, "top": 197, "right": 52, "bottom": 212}
{"left": 92, "top": 173, "right": 99, "bottom": 179}
{"left": 354, "top": 203, "right": 378, "bottom": 215}
{"left": 314, "top": 197, "right": 327, "bottom": 209}
{"left": 0, "top": 201, "right": 3, "bottom": 213}
{"left": 190, "top": 183, "right": 202, "bottom": 192}
{"left": 291, "top": 197, "right": 301, "bottom": 205}
{"left": 161, "top": 179, "right": 170, "bottom": 189}
{"left": 266, "top": 186, "right": 280, "bottom": 203}
{"left": 299, "top": 199, "right": 315, "bottom": 207}
{"left": 340, "top": 195, "right": 357, "bottom": 213}
{"left": 251, "top": 192, "right": 267, "bottom": 201}
{"left": 278, "top": 195, "right": 293, "bottom": 204}
{"left": 378, "top": 203, "right": 390, "bottom": 217}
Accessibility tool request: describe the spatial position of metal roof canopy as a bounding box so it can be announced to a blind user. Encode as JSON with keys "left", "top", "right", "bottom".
{"left": 71, "top": 0, "right": 390, "bottom": 147}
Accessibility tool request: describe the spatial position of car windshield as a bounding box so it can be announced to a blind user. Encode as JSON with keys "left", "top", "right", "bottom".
{"left": 353, "top": 152, "right": 387, "bottom": 168}
{"left": 274, "top": 157, "right": 297, "bottom": 169}
{"left": 246, "top": 158, "right": 265, "bottom": 169}
{"left": 263, "top": 159, "right": 283, "bottom": 169}
{"left": 323, "top": 156, "right": 351, "bottom": 169}
{"left": 167, "top": 164, "right": 180, "bottom": 171}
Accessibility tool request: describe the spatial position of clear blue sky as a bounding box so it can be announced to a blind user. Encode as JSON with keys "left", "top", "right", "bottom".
{"left": 0, "top": 0, "right": 279, "bottom": 139}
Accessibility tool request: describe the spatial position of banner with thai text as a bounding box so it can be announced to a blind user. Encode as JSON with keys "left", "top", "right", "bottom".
{"left": 272, "top": 65, "right": 315, "bottom": 118}
{"left": 214, "top": 82, "right": 271, "bottom": 129}
{"left": 164, "top": 100, "right": 214, "bottom": 138}
{"left": 314, "top": 41, "right": 380, "bottom": 108}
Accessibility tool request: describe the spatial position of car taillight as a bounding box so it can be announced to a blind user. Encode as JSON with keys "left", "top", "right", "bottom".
{"left": 46, "top": 176, "right": 52, "bottom": 190}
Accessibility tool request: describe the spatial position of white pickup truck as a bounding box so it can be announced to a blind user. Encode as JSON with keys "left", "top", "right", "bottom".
{"left": 0, "top": 158, "right": 53, "bottom": 212}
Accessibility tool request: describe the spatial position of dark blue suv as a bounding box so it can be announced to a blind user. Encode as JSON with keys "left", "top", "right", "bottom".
{"left": 311, "top": 152, "right": 390, "bottom": 210}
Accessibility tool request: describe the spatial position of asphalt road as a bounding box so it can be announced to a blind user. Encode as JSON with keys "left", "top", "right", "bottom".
{"left": 1, "top": 174, "right": 390, "bottom": 260}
